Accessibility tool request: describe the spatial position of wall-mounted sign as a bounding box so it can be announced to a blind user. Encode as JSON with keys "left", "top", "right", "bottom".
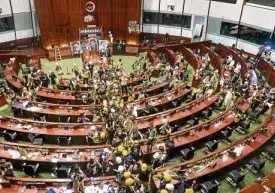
{"left": 79, "top": 27, "right": 102, "bottom": 35}
{"left": 85, "top": 1, "right": 96, "bottom": 12}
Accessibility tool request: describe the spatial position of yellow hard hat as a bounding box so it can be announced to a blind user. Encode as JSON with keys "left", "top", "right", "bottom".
{"left": 100, "top": 132, "right": 106, "bottom": 139}
{"left": 123, "top": 171, "right": 131, "bottom": 179}
{"left": 185, "top": 189, "right": 194, "bottom": 193}
{"left": 160, "top": 190, "right": 168, "bottom": 193}
{"left": 122, "top": 150, "right": 128, "bottom": 156}
{"left": 164, "top": 174, "right": 172, "bottom": 182}
{"left": 134, "top": 140, "right": 139, "bottom": 145}
{"left": 117, "top": 145, "right": 124, "bottom": 152}
{"left": 141, "top": 163, "right": 148, "bottom": 171}
{"left": 125, "top": 178, "right": 134, "bottom": 186}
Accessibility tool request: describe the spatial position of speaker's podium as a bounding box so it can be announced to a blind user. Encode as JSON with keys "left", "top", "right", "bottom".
{"left": 110, "top": 43, "right": 139, "bottom": 56}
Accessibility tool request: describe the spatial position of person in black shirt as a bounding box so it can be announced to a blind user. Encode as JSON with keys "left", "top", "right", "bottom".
{"left": 85, "top": 159, "right": 102, "bottom": 177}
{"left": 141, "top": 101, "right": 156, "bottom": 116}
{"left": 40, "top": 72, "right": 49, "bottom": 87}
{"left": 98, "top": 67, "right": 104, "bottom": 80}
{"left": 49, "top": 71, "right": 57, "bottom": 88}
{"left": 136, "top": 163, "right": 151, "bottom": 191}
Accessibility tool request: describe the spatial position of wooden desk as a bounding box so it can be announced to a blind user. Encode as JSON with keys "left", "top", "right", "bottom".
{"left": 0, "top": 116, "right": 105, "bottom": 145}
{"left": 5, "top": 66, "right": 24, "bottom": 92}
{"left": 0, "top": 94, "right": 7, "bottom": 107}
{"left": 133, "top": 84, "right": 191, "bottom": 111}
{"left": 148, "top": 51, "right": 161, "bottom": 78}
{"left": 15, "top": 85, "right": 191, "bottom": 122}
{"left": 1, "top": 96, "right": 217, "bottom": 145}
{"left": 0, "top": 145, "right": 109, "bottom": 170}
{"left": 37, "top": 79, "right": 169, "bottom": 104}
{"left": 156, "top": 117, "right": 275, "bottom": 182}
{"left": 4, "top": 175, "right": 116, "bottom": 186}
{"left": 135, "top": 94, "right": 219, "bottom": 130}
{"left": 12, "top": 101, "right": 95, "bottom": 122}
{"left": 216, "top": 44, "right": 248, "bottom": 78}
{"left": 4, "top": 56, "right": 41, "bottom": 92}
{"left": 0, "top": 141, "right": 109, "bottom": 151}
{"left": 47, "top": 46, "right": 72, "bottom": 61}
{"left": 141, "top": 99, "right": 250, "bottom": 156}
{"left": 167, "top": 46, "right": 200, "bottom": 88}
{"left": 57, "top": 75, "right": 146, "bottom": 91}
{"left": 239, "top": 172, "right": 275, "bottom": 193}
{"left": 258, "top": 58, "right": 275, "bottom": 88}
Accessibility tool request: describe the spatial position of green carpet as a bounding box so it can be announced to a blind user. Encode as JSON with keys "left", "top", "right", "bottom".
{"left": 40, "top": 53, "right": 147, "bottom": 78}
{"left": 0, "top": 104, "right": 13, "bottom": 116}
{"left": 14, "top": 170, "right": 56, "bottom": 179}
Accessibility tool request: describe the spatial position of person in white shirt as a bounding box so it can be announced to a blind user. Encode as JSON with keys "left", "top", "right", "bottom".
{"left": 229, "top": 59, "right": 235, "bottom": 69}
{"left": 223, "top": 87, "right": 234, "bottom": 109}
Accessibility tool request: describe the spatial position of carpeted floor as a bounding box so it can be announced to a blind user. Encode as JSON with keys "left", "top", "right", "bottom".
{"left": 0, "top": 104, "right": 13, "bottom": 116}
{"left": 40, "top": 53, "right": 147, "bottom": 79}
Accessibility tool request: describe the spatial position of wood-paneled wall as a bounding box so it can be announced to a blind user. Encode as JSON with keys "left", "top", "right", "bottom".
{"left": 34, "top": 0, "right": 141, "bottom": 49}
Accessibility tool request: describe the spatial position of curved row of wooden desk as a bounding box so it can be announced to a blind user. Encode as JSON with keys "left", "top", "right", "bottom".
{"left": 154, "top": 115, "right": 275, "bottom": 187}
{"left": 13, "top": 83, "right": 191, "bottom": 120}
{"left": 141, "top": 98, "right": 250, "bottom": 156}
{"left": 14, "top": 91, "right": 218, "bottom": 131}
{"left": 0, "top": 98, "right": 249, "bottom": 156}
{"left": 57, "top": 75, "right": 146, "bottom": 91}
{"left": 36, "top": 79, "right": 170, "bottom": 104}
{"left": 0, "top": 95, "right": 219, "bottom": 145}
{"left": 215, "top": 43, "right": 248, "bottom": 78}
{"left": 0, "top": 116, "right": 104, "bottom": 144}
{"left": 0, "top": 144, "right": 108, "bottom": 171}
{"left": 3, "top": 175, "right": 116, "bottom": 189}
{"left": 4, "top": 55, "right": 41, "bottom": 92}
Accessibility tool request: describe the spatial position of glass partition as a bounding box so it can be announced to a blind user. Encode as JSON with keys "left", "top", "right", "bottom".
{"left": 246, "top": 0, "right": 275, "bottom": 7}
{"left": 159, "top": 13, "right": 182, "bottom": 27}
{"left": 238, "top": 25, "right": 272, "bottom": 45}
{"left": 0, "top": 17, "right": 15, "bottom": 33}
{"left": 220, "top": 21, "right": 272, "bottom": 45}
{"left": 143, "top": 11, "right": 159, "bottom": 24}
{"left": 182, "top": 15, "right": 192, "bottom": 29}
{"left": 220, "top": 21, "right": 239, "bottom": 38}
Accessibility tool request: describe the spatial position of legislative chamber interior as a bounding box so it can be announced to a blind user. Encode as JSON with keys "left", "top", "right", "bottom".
{"left": 0, "top": 0, "right": 274, "bottom": 193}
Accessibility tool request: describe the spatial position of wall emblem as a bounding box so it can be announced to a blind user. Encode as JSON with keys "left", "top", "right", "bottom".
{"left": 85, "top": 1, "right": 96, "bottom": 13}
{"left": 84, "top": 15, "right": 95, "bottom": 22}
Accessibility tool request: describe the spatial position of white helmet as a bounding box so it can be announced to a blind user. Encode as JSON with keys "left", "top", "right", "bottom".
{"left": 165, "top": 183, "right": 175, "bottom": 191}
{"left": 103, "top": 148, "right": 110, "bottom": 154}
{"left": 117, "top": 165, "right": 124, "bottom": 173}
{"left": 116, "top": 157, "right": 122, "bottom": 164}
{"left": 153, "top": 152, "right": 160, "bottom": 159}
